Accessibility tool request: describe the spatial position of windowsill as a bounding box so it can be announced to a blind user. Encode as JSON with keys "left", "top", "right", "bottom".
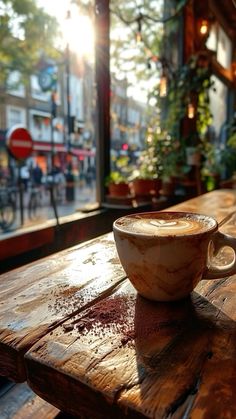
{"left": 0, "top": 205, "right": 143, "bottom": 274}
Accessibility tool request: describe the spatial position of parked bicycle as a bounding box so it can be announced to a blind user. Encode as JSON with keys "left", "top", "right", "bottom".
{"left": 0, "top": 187, "right": 17, "bottom": 231}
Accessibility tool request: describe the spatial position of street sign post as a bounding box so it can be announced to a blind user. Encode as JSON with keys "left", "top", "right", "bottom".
{"left": 6, "top": 126, "right": 33, "bottom": 160}
{"left": 6, "top": 126, "right": 33, "bottom": 226}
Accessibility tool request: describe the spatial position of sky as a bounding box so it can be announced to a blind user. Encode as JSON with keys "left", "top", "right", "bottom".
{"left": 37, "top": 0, "right": 69, "bottom": 22}
{"left": 36, "top": 0, "right": 149, "bottom": 103}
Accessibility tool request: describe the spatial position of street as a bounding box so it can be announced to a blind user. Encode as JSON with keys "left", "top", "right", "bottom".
{"left": 0, "top": 182, "right": 96, "bottom": 237}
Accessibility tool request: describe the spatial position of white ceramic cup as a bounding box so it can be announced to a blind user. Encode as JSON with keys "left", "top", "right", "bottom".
{"left": 113, "top": 211, "right": 236, "bottom": 302}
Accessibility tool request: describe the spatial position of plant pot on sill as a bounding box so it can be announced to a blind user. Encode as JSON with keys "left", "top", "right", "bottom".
{"left": 131, "top": 178, "right": 162, "bottom": 200}
{"left": 108, "top": 182, "right": 131, "bottom": 197}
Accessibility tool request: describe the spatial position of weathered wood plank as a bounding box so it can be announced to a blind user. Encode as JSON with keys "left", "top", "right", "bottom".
{"left": 25, "top": 272, "right": 236, "bottom": 418}
{"left": 0, "top": 233, "right": 126, "bottom": 382}
{"left": 168, "top": 189, "right": 236, "bottom": 223}
{"left": 0, "top": 382, "right": 60, "bottom": 419}
{"left": 24, "top": 190, "right": 236, "bottom": 418}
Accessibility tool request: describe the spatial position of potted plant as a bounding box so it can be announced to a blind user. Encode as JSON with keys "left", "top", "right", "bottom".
{"left": 105, "top": 156, "right": 132, "bottom": 197}
{"left": 130, "top": 134, "right": 162, "bottom": 199}
{"left": 105, "top": 171, "right": 131, "bottom": 197}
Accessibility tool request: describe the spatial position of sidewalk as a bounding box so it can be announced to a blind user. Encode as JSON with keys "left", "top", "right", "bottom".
{"left": 0, "top": 183, "right": 97, "bottom": 238}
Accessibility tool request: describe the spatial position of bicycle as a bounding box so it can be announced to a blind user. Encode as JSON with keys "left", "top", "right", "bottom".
{"left": 0, "top": 187, "right": 16, "bottom": 231}
{"left": 28, "top": 184, "right": 42, "bottom": 220}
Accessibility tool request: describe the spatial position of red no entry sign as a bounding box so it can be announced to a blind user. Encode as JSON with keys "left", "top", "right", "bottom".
{"left": 7, "top": 126, "right": 33, "bottom": 160}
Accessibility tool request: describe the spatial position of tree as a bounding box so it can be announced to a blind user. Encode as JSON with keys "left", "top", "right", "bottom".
{"left": 0, "top": 0, "right": 59, "bottom": 85}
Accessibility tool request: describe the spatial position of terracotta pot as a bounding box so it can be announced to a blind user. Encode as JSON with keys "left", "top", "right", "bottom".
{"left": 108, "top": 182, "right": 130, "bottom": 197}
{"left": 131, "top": 178, "right": 162, "bottom": 198}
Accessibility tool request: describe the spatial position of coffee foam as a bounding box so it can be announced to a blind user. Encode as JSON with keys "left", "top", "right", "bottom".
{"left": 115, "top": 214, "right": 214, "bottom": 236}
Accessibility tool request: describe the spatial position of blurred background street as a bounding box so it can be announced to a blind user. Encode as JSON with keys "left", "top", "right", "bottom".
{"left": 0, "top": 181, "right": 96, "bottom": 237}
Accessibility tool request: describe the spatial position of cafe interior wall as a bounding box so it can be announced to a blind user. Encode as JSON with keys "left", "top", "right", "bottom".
{"left": 152, "top": 0, "right": 236, "bottom": 196}
{"left": 180, "top": 0, "right": 236, "bottom": 190}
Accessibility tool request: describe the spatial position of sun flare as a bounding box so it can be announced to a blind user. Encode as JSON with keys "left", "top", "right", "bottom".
{"left": 63, "top": 13, "right": 95, "bottom": 59}
{"left": 37, "top": 0, "right": 95, "bottom": 59}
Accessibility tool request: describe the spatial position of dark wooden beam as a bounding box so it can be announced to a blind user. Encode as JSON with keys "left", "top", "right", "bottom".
{"left": 95, "top": 0, "right": 110, "bottom": 203}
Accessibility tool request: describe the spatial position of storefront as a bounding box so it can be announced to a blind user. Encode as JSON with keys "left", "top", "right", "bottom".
{"left": 32, "top": 141, "right": 67, "bottom": 174}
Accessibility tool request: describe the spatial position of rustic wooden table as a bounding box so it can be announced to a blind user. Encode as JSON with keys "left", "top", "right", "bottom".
{"left": 1, "top": 189, "right": 236, "bottom": 418}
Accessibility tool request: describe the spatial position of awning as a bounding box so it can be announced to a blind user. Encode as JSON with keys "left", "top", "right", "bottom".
{"left": 33, "top": 141, "right": 66, "bottom": 153}
{"left": 70, "top": 147, "right": 95, "bottom": 157}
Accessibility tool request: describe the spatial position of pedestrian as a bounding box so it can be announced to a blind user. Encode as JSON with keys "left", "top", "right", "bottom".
{"left": 20, "top": 164, "right": 30, "bottom": 191}
{"left": 85, "top": 165, "right": 93, "bottom": 189}
{"left": 32, "top": 164, "right": 43, "bottom": 186}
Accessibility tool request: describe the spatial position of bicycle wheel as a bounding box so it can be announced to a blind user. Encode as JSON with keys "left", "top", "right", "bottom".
{"left": 0, "top": 202, "right": 16, "bottom": 231}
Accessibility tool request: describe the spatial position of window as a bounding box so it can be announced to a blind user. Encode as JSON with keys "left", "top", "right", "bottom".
{"left": 29, "top": 110, "right": 51, "bottom": 142}
{"left": 31, "top": 75, "right": 51, "bottom": 102}
{"left": 217, "top": 26, "right": 232, "bottom": 69}
{"left": 6, "top": 106, "right": 26, "bottom": 128}
{"left": 207, "top": 23, "right": 232, "bottom": 69}
{"left": 209, "top": 76, "right": 228, "bottom": 140}
{"left": 7, "top": 71, "right": 25, "bottom": 97}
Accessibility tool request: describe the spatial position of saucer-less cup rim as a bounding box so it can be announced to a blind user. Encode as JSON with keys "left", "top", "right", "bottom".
{"left": 113, "top": 210, "right": 236, "bottom": 290}
{"left": 113, "top": 211, "right": 218, "bottom": 239}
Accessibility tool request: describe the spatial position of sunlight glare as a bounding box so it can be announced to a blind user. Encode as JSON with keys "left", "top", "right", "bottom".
{"left": 37, "top": 0, "right": 94, "bottom": 59}
{"left": 62, "top": 9, "right": 95, "bottom": 59}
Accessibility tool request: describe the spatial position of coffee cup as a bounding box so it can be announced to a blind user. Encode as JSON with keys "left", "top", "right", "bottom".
{"left": 113, "top": 211, "right": 236, "bottom": 302}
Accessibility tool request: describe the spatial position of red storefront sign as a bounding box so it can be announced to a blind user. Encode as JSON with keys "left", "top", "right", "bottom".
{"left": 7, "top": 126, "right": 33, "bottom": 160}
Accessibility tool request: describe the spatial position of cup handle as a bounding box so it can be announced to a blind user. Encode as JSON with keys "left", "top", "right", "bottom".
{"left": 204, "top": 231, "right": 236, "bottom": 279}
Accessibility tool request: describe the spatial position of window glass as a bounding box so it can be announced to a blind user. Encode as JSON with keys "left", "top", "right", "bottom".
{"left": 0, "top": 0, "right": 97, "bottom": 232}
{"left": 7, "top": 106, "right": 26, "bottom": 128}
{"left": 29, "top": 111, "right": 51, "bottom": 142}
{"left": 7, "top": 71, "right": 26, "bottom": 97}
{"left": 206, "top": 23, "right": 217, "bottom": 52}
{"left": 31, "top": 75, "right": 51, "bottom": 101}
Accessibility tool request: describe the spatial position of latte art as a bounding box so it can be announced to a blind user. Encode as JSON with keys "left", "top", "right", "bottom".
{"left": 116, "top": 213, "right": 214, "bottom": 236}
{"left": 134, "top": 219, "right": 205, "bottom": 235}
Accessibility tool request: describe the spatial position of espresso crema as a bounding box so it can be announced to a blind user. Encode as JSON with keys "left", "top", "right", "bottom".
{"left": 115, "top": 214, "right": 215, "bottom": 236}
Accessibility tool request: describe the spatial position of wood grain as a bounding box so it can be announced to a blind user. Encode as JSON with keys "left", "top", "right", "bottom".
{"left": 0, "top": 382, "right": 60, "bottom": 419}
{"left": 25, "top": 277, "right": 236, "bottom": 418}
{"left": 24, "top": 190, "right": 236, "bottom": 418}
{"left": 168, "top": 189, "right": 236, "bottom": 223}
{"left": 0, "top": 233, "right": 126, "bottom": 382}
